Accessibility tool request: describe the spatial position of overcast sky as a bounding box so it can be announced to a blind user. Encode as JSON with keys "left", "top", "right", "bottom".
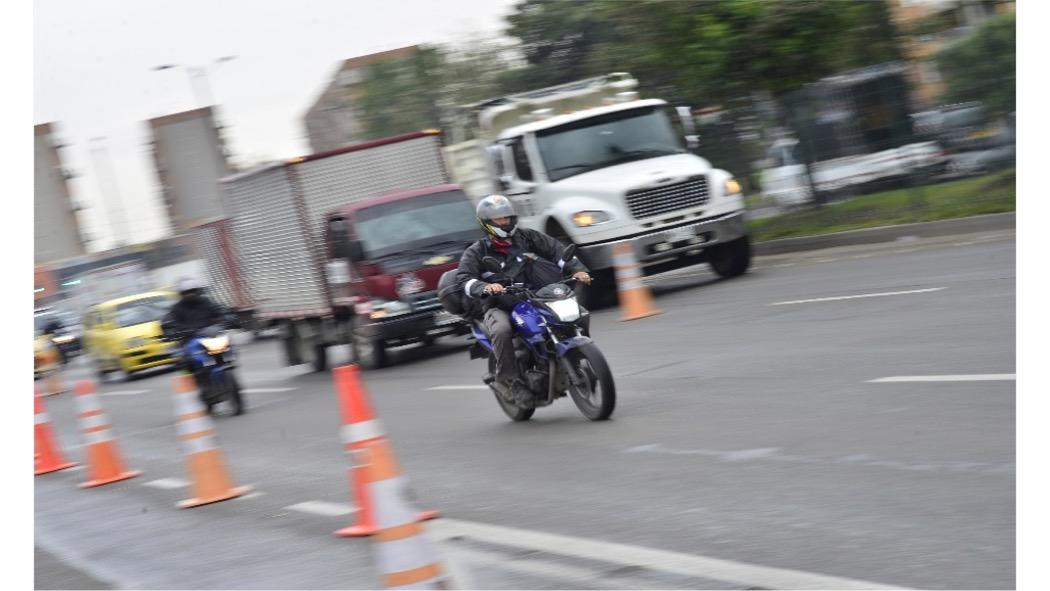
{"left": 34, "top": 0, "right": 517, "bottom": 252}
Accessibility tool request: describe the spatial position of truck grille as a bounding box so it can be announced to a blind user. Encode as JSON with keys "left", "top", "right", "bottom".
{"left": 625, "top": 175, "right": 709, "bottom": 219}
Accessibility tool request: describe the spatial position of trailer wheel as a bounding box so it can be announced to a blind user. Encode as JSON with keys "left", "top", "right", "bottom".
{"left": 282, "top": 322, "right": 302, "bottom": 366}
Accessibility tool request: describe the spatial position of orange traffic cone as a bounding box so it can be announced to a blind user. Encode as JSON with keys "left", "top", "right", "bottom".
{"left": 368, "top": 439, "right": 450, "bottom": 589}
{"left": 41, "top": 348, "right": 68, "bottom": 397}
{"left": 74, "top": 380, "right": 141, "bottom": 488}
{"left": 171, "top": 374, "right": 250, "bottom": 508}
{"left": 611, "top": 241, "right": 661, "bottom": 321}
{"left": 333, "top": 365, "right": 439, "bottom": 537}
{"left": 35, "top": 388, "right": 77, "bottom": 475}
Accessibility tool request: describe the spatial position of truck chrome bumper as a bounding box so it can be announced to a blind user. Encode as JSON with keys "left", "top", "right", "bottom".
{"left": 578, "top": 211, "right": 748, "bottom": 270}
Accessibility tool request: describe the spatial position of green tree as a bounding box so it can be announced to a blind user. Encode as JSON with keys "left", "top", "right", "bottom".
{"left": 936, "top": 13, "right": 1015, "bottom": 117}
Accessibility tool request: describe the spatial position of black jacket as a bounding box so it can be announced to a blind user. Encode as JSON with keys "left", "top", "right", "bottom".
{"left": 454, "top": 228, "right": 588, "bottom": 302}
{"left": 164, "top": 296, "right": 225, "bottom": 340}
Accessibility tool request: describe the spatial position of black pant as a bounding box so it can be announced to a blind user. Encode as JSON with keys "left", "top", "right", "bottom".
{"left": 483, "top": 308, "right": 517, "bottom": 383}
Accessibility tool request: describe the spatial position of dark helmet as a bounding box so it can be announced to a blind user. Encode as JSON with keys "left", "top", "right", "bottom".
{"left": 476, "top": 194, "right": 518, "bottom": 239}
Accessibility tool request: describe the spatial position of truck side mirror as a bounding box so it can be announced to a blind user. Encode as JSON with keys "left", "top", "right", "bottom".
{"left": 497, "top": 175, "right": 512, "bottom": 192}
{"left": 675, "top": 106, "right": 700, "bottom": 150}
{"left": 685, "top": 134, "right": 700, "bottom": 150}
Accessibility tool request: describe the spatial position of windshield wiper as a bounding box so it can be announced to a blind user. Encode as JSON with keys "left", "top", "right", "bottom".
{"left": 547, "top": 162, "right": 603, "bottom": 174}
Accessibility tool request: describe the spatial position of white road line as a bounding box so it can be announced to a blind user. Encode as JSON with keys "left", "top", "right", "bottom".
{"left": 869, "top": 374, "right": 1016, "bottom": 383}
{"left": 237, "top": 491, "right": 266, "bottom": 501}
{"left": 769, "top": 287, "right": 944, "bottom": 306}
{"left": 428, "top": 518, "right": 904, "bottom": 590}
{"left": 142, "top": 478, "right": 189, "bottom": 490}
{"left": 426, "top": 385, "right": 490, "bottom": 391}
{"left": 242, "top": 387, "right": 296, "bottom": 393}
{"left": 285, "top": 501, "right": 355, "bottom": 517}
{"left": 101, "top": 390, "right": 149, "bottom": 396}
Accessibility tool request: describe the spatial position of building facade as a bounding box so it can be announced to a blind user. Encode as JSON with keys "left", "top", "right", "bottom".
{"left": 888, "top": 0, "right": 1015, "bottom": 110}
{"left": 34, "top": 122, "right": 87, "bottom": 264}
{"left": 148, "top": 107, "right": 233, "bottom": 232}
{"left": 303, "top": 46, "right": 420, "bottom": 153}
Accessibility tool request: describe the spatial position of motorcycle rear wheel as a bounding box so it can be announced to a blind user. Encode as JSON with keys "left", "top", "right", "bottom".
{"left": 565, "top": 343, "right": 616, "bottom": 421}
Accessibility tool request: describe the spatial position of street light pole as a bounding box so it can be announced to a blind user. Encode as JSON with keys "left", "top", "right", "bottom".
{"left": 152, "top": 55, "right": 237, "bottom": 109}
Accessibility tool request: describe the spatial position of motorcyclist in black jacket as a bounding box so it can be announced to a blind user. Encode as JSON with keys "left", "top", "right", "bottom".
{"left": 455, "top": 195, "right": 591, "bottom": 406}
{"left": 164, "top": 277, "right": 226, "bottom": 344}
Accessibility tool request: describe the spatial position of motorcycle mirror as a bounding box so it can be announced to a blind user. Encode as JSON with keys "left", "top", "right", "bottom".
{"left": 562, "top": 244, "right": 577, "bottom": 262}
{"left": 482, "top": 256, "right": 502, "bottom": 274}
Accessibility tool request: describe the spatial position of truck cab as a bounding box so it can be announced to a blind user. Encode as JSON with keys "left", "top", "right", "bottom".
{"left": 324, "top": 184, "right": 482, "bottom": 368}
{"left": 445, "top": 73, "right": 752, "bottom": 307}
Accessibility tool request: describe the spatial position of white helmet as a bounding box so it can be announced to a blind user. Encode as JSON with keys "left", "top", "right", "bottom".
{"left": 476, "top": 194, "right": 518, "bottom": 239}
{"left": 176, "top": 276, "right": 206, "bottom": 295}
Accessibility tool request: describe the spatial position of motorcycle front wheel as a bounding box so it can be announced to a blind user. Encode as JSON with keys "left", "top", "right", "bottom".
{"left": 565, "top": 343, "right": 616, "bottom": 421}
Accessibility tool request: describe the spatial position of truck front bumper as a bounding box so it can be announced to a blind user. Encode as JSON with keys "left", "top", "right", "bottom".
{"left": 359, "top": 310, "right": 469, "bottom": 346}
{"left": 578, "top": 211, "right": 748, "bottom": 273}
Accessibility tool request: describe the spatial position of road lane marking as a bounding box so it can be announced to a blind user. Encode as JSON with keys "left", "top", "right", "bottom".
{"left": 426, "top": 385, "right": 490, "bottom": 391}
{"left": 285, "top": 501, "right": 355, "bottom": 516}
{"left": 242, "top": 387, "right": 296, "bottom": 393}
{"left": 622, "top": 443, "right": 1011, "bottom": 475}
{"left": 101, "top": 390, "right": 149, "bottom": 396}
{"left": 769, "top": 287, "right": 945, "bottom": 306}
{"left": 869, "top": 374, "right": 1015, "bottom": 383}
{"left": 428, "top": 518, "right": 904, "bottom": 590}
{"left": 142, "top": 478, "right": 188, "bottom": 489}
{"left": 237, "top": 491, "right": 266, "bottom": 501}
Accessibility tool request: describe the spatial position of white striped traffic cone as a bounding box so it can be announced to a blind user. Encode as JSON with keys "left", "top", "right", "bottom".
{"left": 74, "top": 380, "right": 141, "bottom": 488}
{"left": 171, "top": 374, "right": 250, "bottom": 508}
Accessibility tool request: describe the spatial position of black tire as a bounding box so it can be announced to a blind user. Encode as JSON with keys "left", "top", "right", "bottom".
{"left": 488, "top": 356, "right": 534, "bottom": 421}
{"left": 708, "top": 235, "right": 753, "bottom": 279}
{"left": 565, "top": 343, "right": 616, "bottom": 421}
{"left": 282, "top": 323, "right": 303, "bottom": 366}
{"left": 311, "top": 342, "right": 328, "bottom": 372}
{"left": 226, "top": 372, "right": 245, "bottom": 416}
{"left": 351, "top": 317, "right": 388, "bottom": 370}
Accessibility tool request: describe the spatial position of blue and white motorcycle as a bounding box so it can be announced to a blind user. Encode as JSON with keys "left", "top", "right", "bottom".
{"left": 471, "top": 246, "right": 616, "bottom": 422}
{"left": 164, "top": 324, "right": 245, "bottom": 416}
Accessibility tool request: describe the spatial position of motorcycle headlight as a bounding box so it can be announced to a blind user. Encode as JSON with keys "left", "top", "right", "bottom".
{"left": 370, "top": 299, "right": 412, "bottom": 320}
{"left": 53, "top": 335, "right": 75, "bottom": 345}
{"left": 200, "top": 335, "right": 230, "bottom": 354}
{"left": 545, "top": 298, "right": 581, "bottom": 322}
{"left": 572, "top": 211, "right": 612, "bottom": 227}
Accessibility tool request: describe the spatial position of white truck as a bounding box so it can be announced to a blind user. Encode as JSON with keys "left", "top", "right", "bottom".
{"left": 443, "top": 73, "right": 752, "bottom": 307}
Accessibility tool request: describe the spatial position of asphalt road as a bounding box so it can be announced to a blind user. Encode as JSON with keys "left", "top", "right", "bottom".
{"left": 34, "top": 229, "right": 1015, "bottom": 590}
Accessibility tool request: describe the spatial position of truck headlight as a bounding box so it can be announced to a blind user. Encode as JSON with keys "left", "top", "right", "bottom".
{"left": 369, "top": 300, "right": 412, "bottom": 320}
{"left": 724, "top": 178, "right": 742, "bottom": 195}
{"left": 53, "top": 335, "right": 75, "bottom": 345}
{"left": 572, "top": 211, "right": 611, "bottom": 227}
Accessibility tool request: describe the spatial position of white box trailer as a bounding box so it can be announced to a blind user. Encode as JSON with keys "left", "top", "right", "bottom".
{"left": 218, "top": 130, "right": 459, "bottom": 369}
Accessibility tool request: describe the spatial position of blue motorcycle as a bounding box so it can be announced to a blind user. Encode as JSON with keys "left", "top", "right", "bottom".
{"left": 165, "top": 324, "right": 245, "bottom": 415}
{"left": 471, "top": 246, "right": 616, "bottom": 422}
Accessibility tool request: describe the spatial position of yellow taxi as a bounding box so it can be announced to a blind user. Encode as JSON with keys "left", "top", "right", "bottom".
{"left": 82, "top": 292, "right": 179, "bottom": 380}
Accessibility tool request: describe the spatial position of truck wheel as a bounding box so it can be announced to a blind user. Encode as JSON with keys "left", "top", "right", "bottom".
{"left": 312, "top": 343, "right": 328, "bottom": 372}
{"left": 708, "top": 235, "right": 753, "bottom": 279}
{"left": 351, "top": 318, "right": 387, "bottom": 370}
{"left": 575, "top": 269, "right": 617, "bottom": 310}
{"left": 282, "top": 322, "right": 303, "bottom": 366}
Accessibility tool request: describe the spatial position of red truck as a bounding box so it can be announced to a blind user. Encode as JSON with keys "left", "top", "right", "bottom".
{"left": 198, "top": 130, "right": 482, "bottom": 370}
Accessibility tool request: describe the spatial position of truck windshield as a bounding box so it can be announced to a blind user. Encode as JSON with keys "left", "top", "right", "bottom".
{"left": 355, "top": 190, "right": 480, "bottom": 259}
{"left": 536, "top": 106, "right": 686, "bottom": 182}
{"left": 114, "top": 296, "right": 174, "bottom": 328}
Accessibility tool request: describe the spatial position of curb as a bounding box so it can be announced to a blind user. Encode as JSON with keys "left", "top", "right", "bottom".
{"left": 752, "top": 212, "right": 1015, "bottom": 256}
